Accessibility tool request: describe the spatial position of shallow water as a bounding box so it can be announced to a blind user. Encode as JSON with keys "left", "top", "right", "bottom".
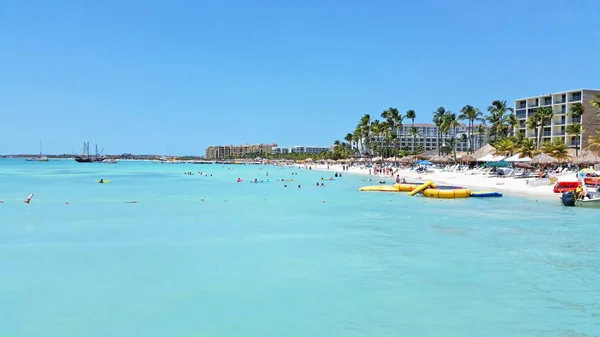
{"left": 1, "top": 159, "right": 598, "bottom": 337}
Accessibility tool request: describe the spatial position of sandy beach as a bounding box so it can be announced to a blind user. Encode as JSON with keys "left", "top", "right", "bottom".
{"left": 301, "top": 163, "right": 574, "bottom": 201}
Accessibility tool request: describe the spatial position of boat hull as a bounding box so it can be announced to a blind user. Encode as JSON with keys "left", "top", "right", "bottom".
{"left": 561, "top": 191, "right": 600, "bottom": 208}
{"left": 575, "top": 199, "right": 600, "bottom": 208}
{"left": 75, "top": 156, "right": 105, "bottom": 163}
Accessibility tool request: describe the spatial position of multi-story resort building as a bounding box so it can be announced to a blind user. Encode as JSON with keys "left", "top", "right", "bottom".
{"left": 396, "top": 124, "right": 491, "bottom": 152}
{"left": 271, "top": 146, "right": 331, "bottom": 155}
{"left": 205, "top": 143, "right": 276, "bottom": 159}
{"left": 514, "top": 89, "right": 600, "bottom": 149}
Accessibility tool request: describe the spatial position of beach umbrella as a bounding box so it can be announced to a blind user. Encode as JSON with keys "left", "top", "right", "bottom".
{"left": 305, "top": 158, "right": 313, "bottom": 162}
{"left": 400, "top": 155, "right": 414, "bottom": 163}
{"left": 430, "top": 155, "right": 452, "bottom": 164}
{"left": 513, "top": 162, "right": 536, "bottom": 170}
{"left": 459, "top": 154, "right": 476, "bottom": 163}
{"left": 416, "top": 160, "right": 434, "bottom": 165}
{"left": 572, "top": 151, "right": 600, "bottom": 165}
{"left": 504, "top": 153, "right": 532, "bottom": 162}
{"left": 530, "top": 153, "right": 558, "bottom": 165}
{"left": 483, "top": 160, "right": 510, "bottom": 167}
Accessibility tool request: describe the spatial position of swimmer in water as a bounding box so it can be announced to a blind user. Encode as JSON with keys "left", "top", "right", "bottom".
{"left": 99, "top": 179, "right": 104, "bottom": 184}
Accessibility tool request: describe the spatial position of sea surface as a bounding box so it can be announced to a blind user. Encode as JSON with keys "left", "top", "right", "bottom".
{"left": 0, "top": 159, "right": 599, "bottom": 337}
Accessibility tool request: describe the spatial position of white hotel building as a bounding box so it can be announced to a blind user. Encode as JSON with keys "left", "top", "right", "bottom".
{"left": 271, "top": 146, "right": 332, "bottom": 155}
{"left": 396, "top": 123, "right": 491, "bottom": 152}
{"left": 514, "top": 89, "right": 600, "bottom": 148}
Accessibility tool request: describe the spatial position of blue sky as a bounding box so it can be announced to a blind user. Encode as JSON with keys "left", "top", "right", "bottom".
{"left": 1, "top": 0, "right": 599, "bottom": 155}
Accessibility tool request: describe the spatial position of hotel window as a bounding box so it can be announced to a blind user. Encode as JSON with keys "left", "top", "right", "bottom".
{"left": 543, "top": 97, "right": 552, "bottom": 105}
{"left": 571, "top": 92, "right": 581, "bottom": 101}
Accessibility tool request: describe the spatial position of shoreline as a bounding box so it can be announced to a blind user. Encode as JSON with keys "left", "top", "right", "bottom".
{"left": 300, "top": 163, "right": 563, "bottom": 201}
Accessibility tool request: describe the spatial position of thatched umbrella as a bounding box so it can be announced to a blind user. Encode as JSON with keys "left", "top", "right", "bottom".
{"left": 472, "top": 144, "right": 496, "bottom": 161}
{"left": 572, "top": 151, "right": 600, "bottom": 166}
{"left": 459, "top": 154, "right": 476, "bottom": 163}
{"left": 531, "top": 153, "right": 558, "bottom": 165}
{"left": 400, "top": 155, "right": 414, "bottom": 163}
{"left": 430, "top": 155, "right": 452, "bottom": 164}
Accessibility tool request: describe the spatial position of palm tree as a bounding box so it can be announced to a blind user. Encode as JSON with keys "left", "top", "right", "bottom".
{"left": 534, "top": 107, "right": 554, "bottom": 148}
{"left": 586, "top": 131, "right": 600, "bottom": 153}
{"left": 526, "top": 115, "right": 541, "bottom": 148}
{"left": 382, "top": 107, "right": 404, "bottom": 159}
{"left": 442, "top": 113, "right": 460, "bottom": 162}
{"left": 408, "top": 127, "right": 419, "bottom": 154}
{"left": 405, "top": 110, "right": 416, "bottom": 152}
{"left": 527, "top": 115, "right": 541, "bottom": 148}
{"left": 433, "top": 107, "right": 449, "bottom": 155}
{"left": 590, "top": 94, "right": 600, "bottom": 113}
{"left": 494, "top": 138, "right": 518, "bottom": 157}
{"left": 476, "top": 125, "right": 486, "bottom": 149}
{"left": 571, "top": 102, "right": 585, "bottom": 119}
{"left": 371, "top": 119, "right": 382, "bottom": 157}
{"left": 487, "top": 100, "right": 514, "bottom": 141}
{"left": 459, "top": 105, "right": 485, "bottom": 153}
{"left": 517, "top": 138, "right": 538, "bottom": 159}
{"left": 566, "top": 123, "right": 582, "bottom": 156}
{"left": 507, "top": 113, "right": 519, "bottom": 137}
{"left": 358, "top": 114, "right": 371, "bottom": 156}
{"left": 344, "top": 133, "right": 353, "bottom": 150}
{"left": 541, "top": 138, "right": 571, "bottom": 162}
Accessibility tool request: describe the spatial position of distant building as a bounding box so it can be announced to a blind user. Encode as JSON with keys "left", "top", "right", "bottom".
{"left": 513, "top": 89, "right": 600, "bottom": 149}
{"left": 205, "top": 143, "right": 276, "bottom": 159}
{"left": 396, "top": 123, "right": 491, "bottom": 152}
{"left": 271, "top": 146, "right": 331, "bottom": 155}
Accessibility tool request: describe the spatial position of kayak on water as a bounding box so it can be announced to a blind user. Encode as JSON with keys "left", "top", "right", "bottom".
{"left": 95, "top": 180, "right": 110, "bottom": 183}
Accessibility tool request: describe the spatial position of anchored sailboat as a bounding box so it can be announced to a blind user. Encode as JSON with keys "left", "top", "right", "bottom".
{"left": 74, "top": 142, "right": 106, "bottom": 163}
{"left": 26, "top": 140, "right": 49, "bottom": 162}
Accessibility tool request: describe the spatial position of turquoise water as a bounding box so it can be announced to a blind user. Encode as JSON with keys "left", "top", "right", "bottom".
{"left": 1, "top": 159, "right": 599, "bottom": 337}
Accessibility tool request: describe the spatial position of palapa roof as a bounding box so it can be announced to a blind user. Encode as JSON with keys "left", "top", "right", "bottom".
{"left": 472, "top": 144, "right": 496, "bottom": 160}
{"left": 429, "top": 155, "right": 453, "bottom": 163}
{"left": 530, "top": 153, "right": 558, "bottom": 165}
{"left": 572, "top": 150, "right": 600, "bottom": 165}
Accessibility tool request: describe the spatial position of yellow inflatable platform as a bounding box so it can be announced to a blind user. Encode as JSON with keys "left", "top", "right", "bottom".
{"left": 359, "top": 183, "right": 421, "bottom": 192}
{"left": 422, "top": 188, "right": 472, "bottom": 198}
{"left": 359, "top": 185, "right": 400, "bottom": 192}
{"left": 408, "top": 181, "right": 472, "bottom": 198}
{"left": 396, "top": 183, "right": 420, "bottom": 192}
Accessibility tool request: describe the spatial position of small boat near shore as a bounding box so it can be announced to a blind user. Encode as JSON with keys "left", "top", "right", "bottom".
{"left": 561, "top": 190, "right": 600, "bottom": 208}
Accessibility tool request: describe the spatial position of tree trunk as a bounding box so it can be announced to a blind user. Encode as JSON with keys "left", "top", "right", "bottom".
{"left": 453, "top": 127, "right": 457, "bottom": 163}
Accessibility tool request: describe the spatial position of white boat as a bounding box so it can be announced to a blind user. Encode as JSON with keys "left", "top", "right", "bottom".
{"left": 26, "top": 140, "right": 49, "bottom": 162}
{"left": 104, "top": 159, "right": 118, "bottom": 164}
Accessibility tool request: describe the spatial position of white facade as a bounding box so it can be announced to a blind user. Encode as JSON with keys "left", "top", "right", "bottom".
{"left": 272, "top": 146, "right": 331, "bottom": 155}
{"left": 513, "top": 89, "right": 595, "bottom": 147}
{"left": 396, "top": 124, "right": 491, "bottom": 152}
